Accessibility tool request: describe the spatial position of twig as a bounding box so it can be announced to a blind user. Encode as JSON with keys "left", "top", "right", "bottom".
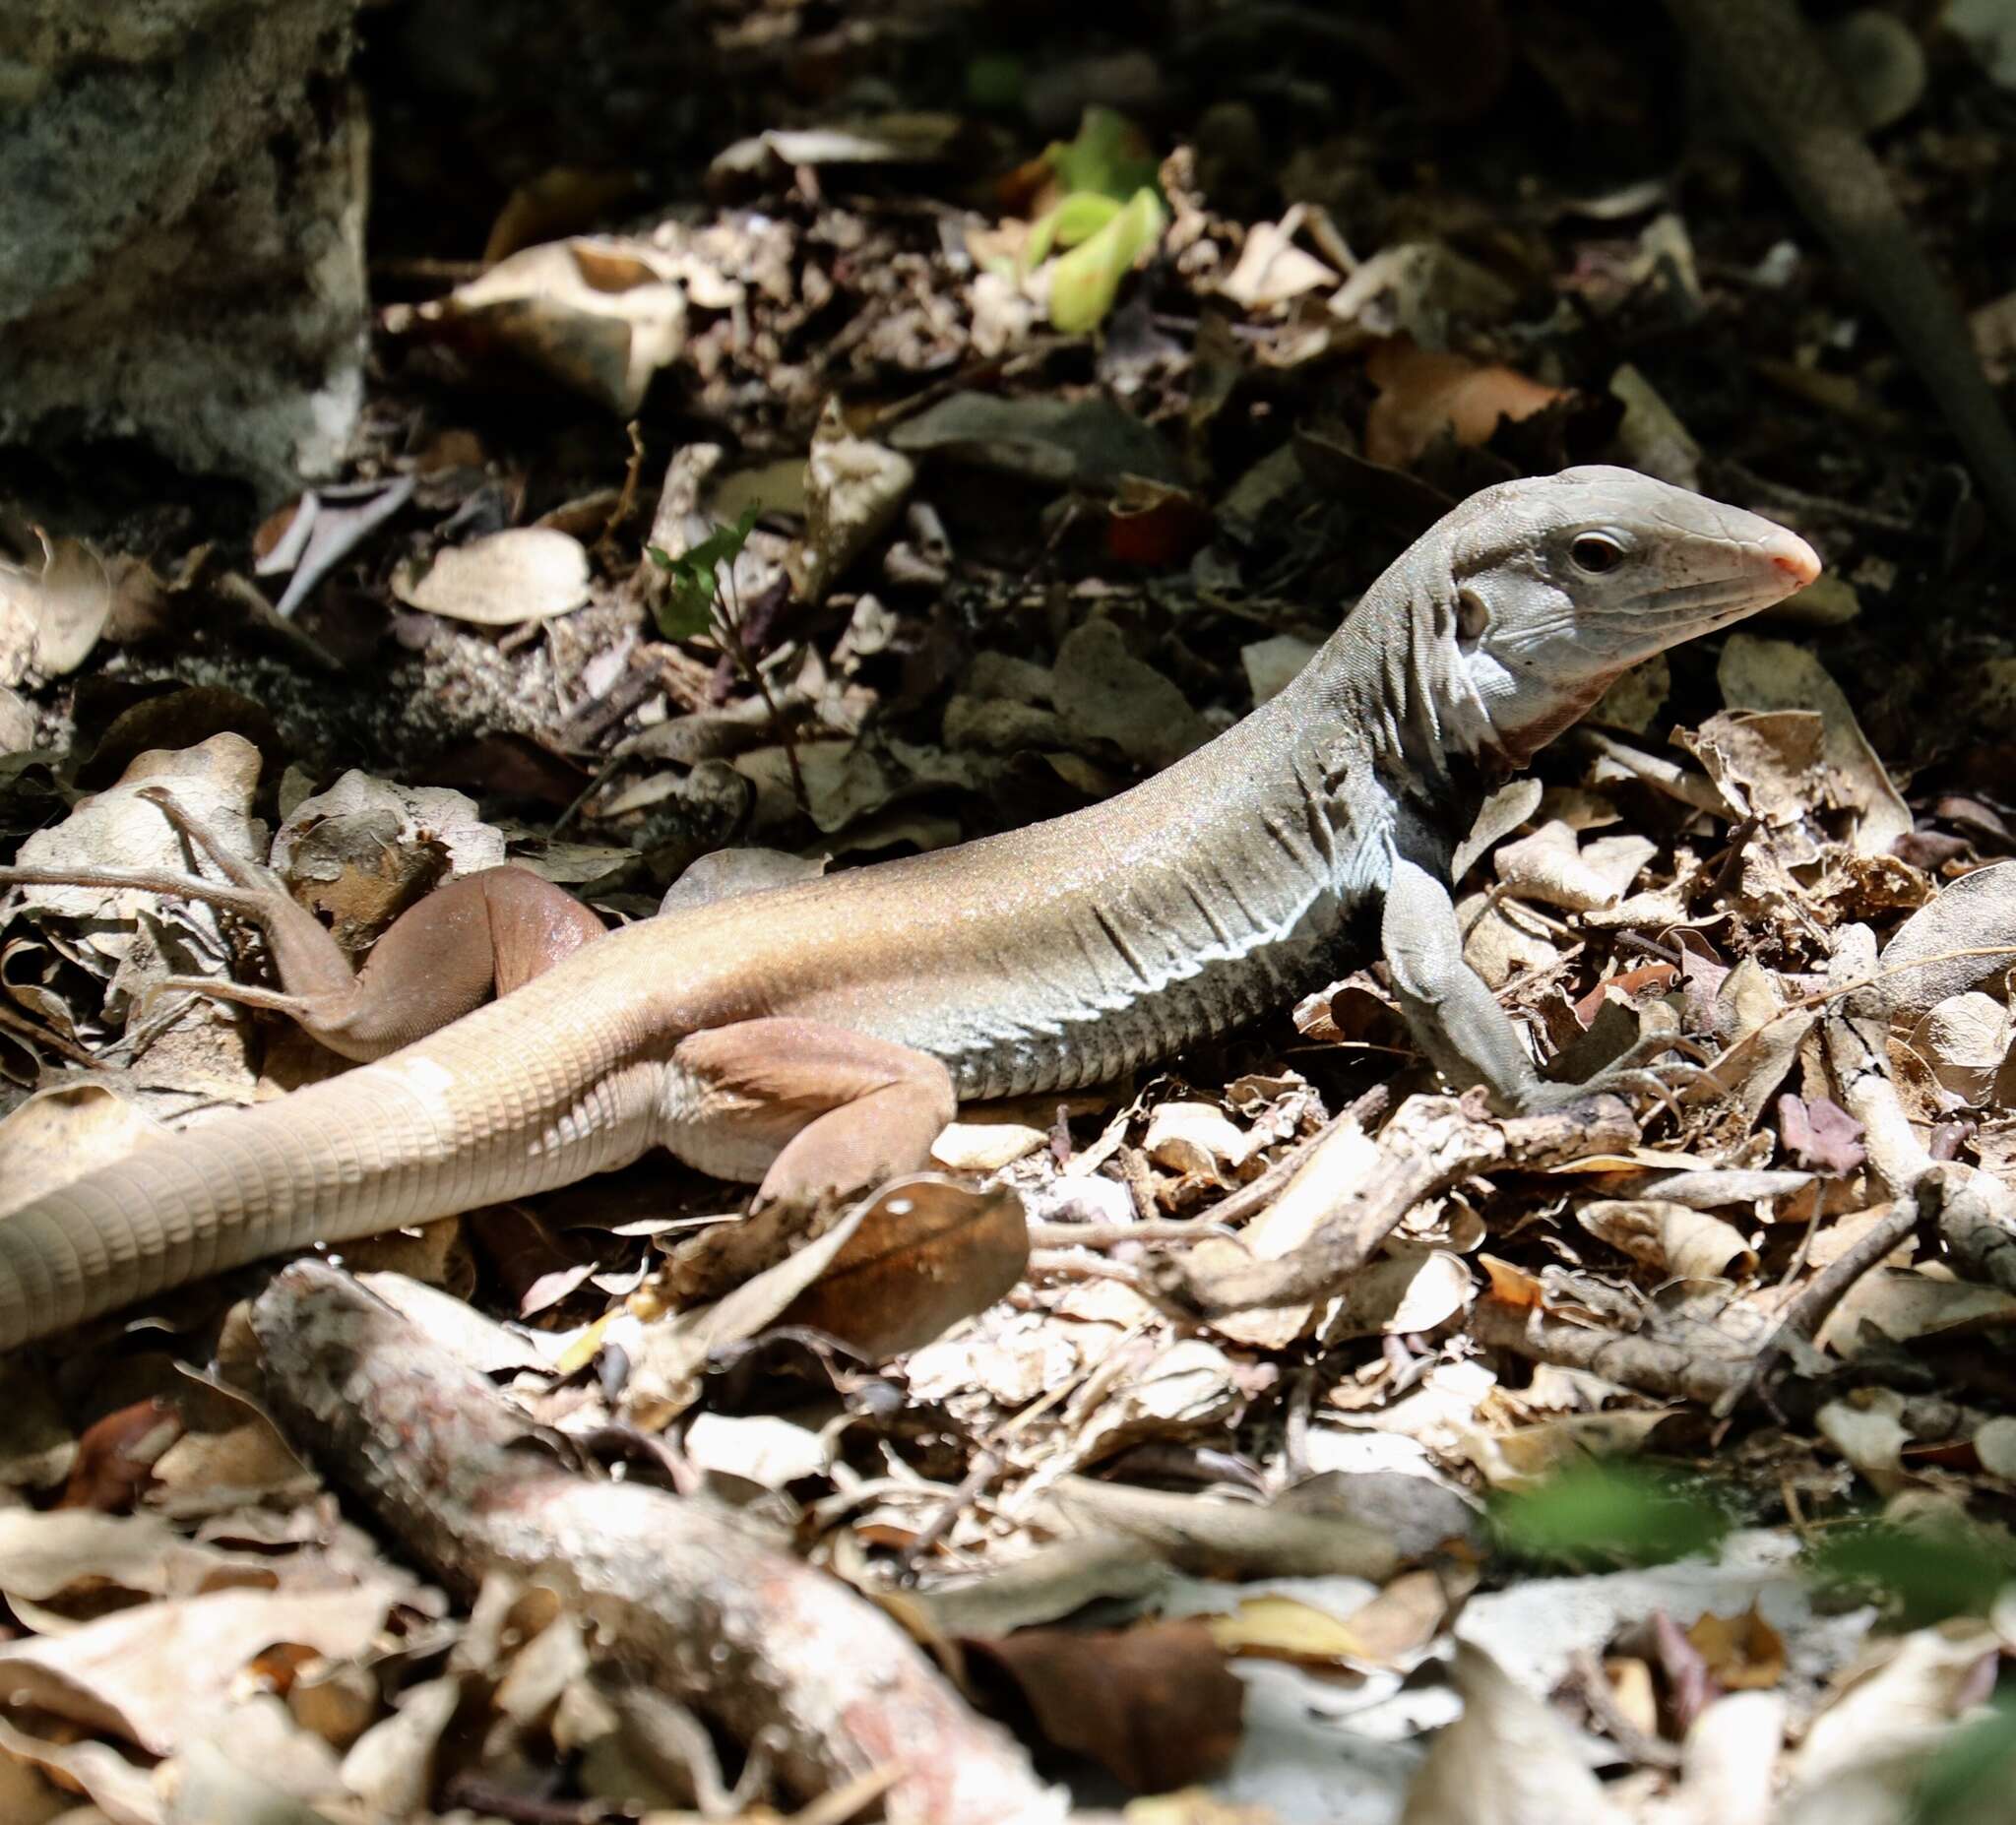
{"left": 1145, "top": 1091, "right": 1638, "bottom": 1318}
{"left": 721, "top": 566, "right": 809, "bottom": 816}
{"left": 898, "top": 1449, "right": 1001, "bottom": 1580}
{"left": 1743, "top": 1199, "right": 1922, "bottom": 1404}
{"left": 1202, "top": 1084, "right": 1393, "bottom": 1231}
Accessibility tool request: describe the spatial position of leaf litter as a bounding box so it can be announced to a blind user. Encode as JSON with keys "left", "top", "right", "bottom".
{"left": 2, "top": 7, "right": 2016, "bottom": 1822}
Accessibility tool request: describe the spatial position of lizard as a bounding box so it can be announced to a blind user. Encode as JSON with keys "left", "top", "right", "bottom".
{"left": 1668, "top": 0, "right": 2016, "bottom": 529}
{"left": 0, "top": 468, "right": 1819, "bottom": 1350}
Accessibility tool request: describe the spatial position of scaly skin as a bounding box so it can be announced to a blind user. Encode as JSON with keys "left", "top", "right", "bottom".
{"left": 0, "top": 469, "right": 1818, "bottom": 1349}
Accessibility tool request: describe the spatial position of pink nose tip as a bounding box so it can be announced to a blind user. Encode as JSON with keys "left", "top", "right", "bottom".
{"left": 1772, "top": 534, "right": 1821, "bottom": 589}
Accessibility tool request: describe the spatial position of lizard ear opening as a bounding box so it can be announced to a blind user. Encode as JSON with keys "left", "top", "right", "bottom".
{"left": 1456, "top": 588, "right": 1490, "bottom": 646}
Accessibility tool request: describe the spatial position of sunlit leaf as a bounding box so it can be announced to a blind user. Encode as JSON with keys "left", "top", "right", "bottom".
{"left": 1024, "top": 191, "right": 1123, "bottom": 272}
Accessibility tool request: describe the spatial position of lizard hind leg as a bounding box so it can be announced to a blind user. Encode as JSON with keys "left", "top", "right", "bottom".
{"left": 3, "top": 787, "right": 608, "bottom": 1062}
{"left": 665, "top": 1018, "right": 957, "bottom": 1207}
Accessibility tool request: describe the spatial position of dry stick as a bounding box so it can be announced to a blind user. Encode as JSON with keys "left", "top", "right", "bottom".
{"left": 1203, "top": 1083, "right": 1393, "bottom": 1231}
{"left": 250, "top": 1263, "right": 1059, "bottom": 1825}
{"left": 720, "top": 565, "right": 809, "bottom": 816}
{"left": 1145, "top": 1091, "right": 1639, "bottom": 1318}
{"left": 1469, "top": 1299, "right": 1756, "bottom": 1412}
{"left": 1823, "top": 927, "right": 2016, "bottom": 1296}
{"left": 1741, "top": 1197, "right": 1923, "bottom": 1411}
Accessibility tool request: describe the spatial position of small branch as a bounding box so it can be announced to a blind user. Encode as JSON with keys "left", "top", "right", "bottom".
{"left": 1144, "top": 1091, "right": 1637, "bottom": 1318}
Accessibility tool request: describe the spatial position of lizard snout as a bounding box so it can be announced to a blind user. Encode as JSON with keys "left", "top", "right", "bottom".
{"left": 1767, "top": 531, "right": 1821, "bottom": 589}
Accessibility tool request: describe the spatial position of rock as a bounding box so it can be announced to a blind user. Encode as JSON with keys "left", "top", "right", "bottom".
{"left": 0, "top": 0, "right": 368, "bottom": 497}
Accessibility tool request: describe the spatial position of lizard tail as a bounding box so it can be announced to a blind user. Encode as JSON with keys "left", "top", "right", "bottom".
{"left": 0, "top": 975, "right": 669, "bottom": 1351}
{"left": 1668, "top": 0, "right": 2016, "bottom": 530}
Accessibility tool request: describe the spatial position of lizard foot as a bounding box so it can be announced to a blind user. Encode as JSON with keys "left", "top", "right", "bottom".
{"left": 1519, "top": 1035, "right": 1715, "bottom": 1123}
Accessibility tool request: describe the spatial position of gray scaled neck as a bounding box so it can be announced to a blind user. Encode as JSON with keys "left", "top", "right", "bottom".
{"left": 940, "top": 552, "right": 1470, "bottom": 1098}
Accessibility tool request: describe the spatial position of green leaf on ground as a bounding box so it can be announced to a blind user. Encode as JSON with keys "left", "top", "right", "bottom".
{"left": 1047, "top": 187, "right": 1167, "bottom": 334}
{"left": 1489, "top": 1461, "right": 1731, "bottom": 1569}
{"left": 646, "top": 506, "right": 759, "bottom": 642}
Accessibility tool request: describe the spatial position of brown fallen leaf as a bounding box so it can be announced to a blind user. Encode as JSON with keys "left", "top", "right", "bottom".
{"left": 1364, "top": 340, "right": 1570, "bottom": 470}
{"left": 778, "top": 1176, "right": 1029, "bottom": 1358}
{"left": 1686, "top": 1604, "right": 1787, "bottom": 1691}
{"left": 59, "top": 1398, "right": 183, "bottom": 1513}
{"left": 964, "top": 1620, "right": 1243, "bottom": 1793}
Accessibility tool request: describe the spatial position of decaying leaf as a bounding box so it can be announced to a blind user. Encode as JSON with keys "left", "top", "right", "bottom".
{"left": 1866, "top": 860, "right": 2016, "bottom": 1019}
{"left": 791, "top": 399, "right": 915, "bottom": 604}
{"left": 0, "top": 1585, "right": 399, "bottom": 1757}
{"left": 963, "top": 1620, "right": 1242, "bottom": 1792}
{"left": 1577, "top": 1198, "right": 1757, "bottom": 1280}
{"left": 1052, "top": 619, "right": 1211, "bottom": 769}
{"left": 1717, "top": 634, "right": 1912, "bottom": 856}
{"left": 0, "top": 532, "right": 112, "bottom": 679}
{"left": 1364, "top": 342, "right": 1570, "bottom": 471}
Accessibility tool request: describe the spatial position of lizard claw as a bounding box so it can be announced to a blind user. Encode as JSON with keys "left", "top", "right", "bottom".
{"left": 1518, "top": 1037, "right": 1715, "bottom": 1125}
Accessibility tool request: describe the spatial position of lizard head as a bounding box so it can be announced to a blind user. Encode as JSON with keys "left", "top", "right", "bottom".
{"left": 1431, "top": 465, "right": 1820, "bottom": 766}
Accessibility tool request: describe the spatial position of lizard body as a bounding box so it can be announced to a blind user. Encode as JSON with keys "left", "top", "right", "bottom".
{"left": 0, "top": 469, "right": 1818, "bottom": 1349}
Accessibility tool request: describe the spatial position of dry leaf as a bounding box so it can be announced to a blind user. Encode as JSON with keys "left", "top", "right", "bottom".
{"left": 1219, "top": 210, "right": 1339, "bottom": 309}
{"left": 1868, "top": 860, "right": 2016, "bottom": 1019}
{"left": 1329, "top": 244, "right": 1518, "bottom": 346}
{"left": 1818, "top": 1270, "right": 2016, "bottom": 1353}
{"left": 777, "top": 1176, "right": 1029, "bottom": 1358}
{"left": 1053, "top": 619, "right": 1211, "bottom": 769}
{"left": 1143, "top": 1100, "right": 1256, "bottom": 1177}
{"left": 0, "top": 1585, "right": 398, "bottom": 1755}
{"left": 1495, "top": 819, "right": 1653, "bottom": 912}
{"left": 1577, "top": 1199, "right": 1757, "bottom": 1280}
{"left": 1718, "top": 634, "right": 1912, "bottom": 856}
{"left": 931, "top": 1115, "right": 1048, "bottom": 1171}
{"left": 1686, "top": 1605, "right": 1788, "bottom": 1690}
{"left": 1402, "top": 1640, "right": 1629, "bottom": 1824}
{"left": 1364, "top": 342, "right": 1570, "bottom": 470}
{"left": 791, "top": 399, "right": 914, "bottom": 604}
{"left": 1046, "top": 1476, "right": 1396, "bottom": 1580}
{"left": 395, "top": 528, "right": 591, "bottom": 625}
{"left": 0, "top": 533, "right": 112, "bottom": 678}
{"left": 388, "top": 237, "right": 687, "bottom": 413}
{"left": 0, "top": 1083, "right": 165, "bottom": 1219}
{"left": 963, "top": 1621, "right": 1243, "bottom": 1793}
{"left": 1908, "top": 991, "right": 2014, "bottom": 1102}
{"left": 908, "top": 1533, "right": 1172, "bottom": 1639}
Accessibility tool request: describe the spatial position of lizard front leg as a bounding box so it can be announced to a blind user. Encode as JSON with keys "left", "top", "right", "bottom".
{"left": 1380, "top": 855, "right": 1684, "bottom": 1114}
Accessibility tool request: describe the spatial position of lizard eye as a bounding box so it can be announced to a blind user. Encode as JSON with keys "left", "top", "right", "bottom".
{"left": 1456, "top": 589, "right": 1489, "bottom": 645}
{"left": 1571, "top": 532, "right": 1626, "bottom": 575}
